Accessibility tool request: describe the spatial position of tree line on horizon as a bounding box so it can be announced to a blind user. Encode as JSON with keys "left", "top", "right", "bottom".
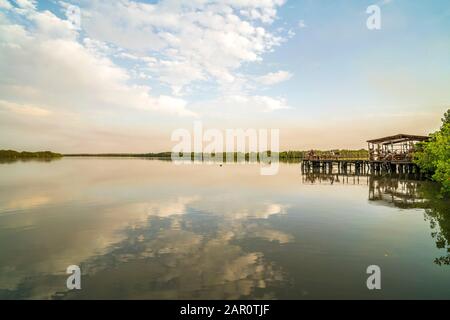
{"left": 0, "top": 150, "right": 62, "bottom": 159}
{"left": 62, "top": 149, "right": 369, "bottom": 161}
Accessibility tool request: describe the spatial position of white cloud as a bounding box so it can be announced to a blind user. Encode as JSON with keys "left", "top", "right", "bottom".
{"left": 0, "top": 100, "right": 51, "bottom": 116}
{"left": 10, "top": 0, "right": 37, "bottom": 16}
{"left": 14, "top": 0, "right": 36, "bottom": 10}
{"left": 0, "top": 0, "right": 292, "bottom": 152}
{"left": 256, "top": 70, "right": 292, "bottom": 85}
{"left": 0, "top": 8, "right": 196, "bottom": 117}
{"left": 250, "top": 95, "right": 290, "bottom": 112}
{"left": 195, "top": 94, "right": 289, "bottom": 114}
{"left": 298, "top": 19, "right": 306, "bottom": 28}
{"left": 0, "top": 0, "right": 12, "bottom": 9}
{"left": 80, "top": 0, "right": 287, "bottom": 94}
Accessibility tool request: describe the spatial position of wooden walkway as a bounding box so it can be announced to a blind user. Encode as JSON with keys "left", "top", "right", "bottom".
{"left": 301, "top": 159, "right": 421, "bottom": 175}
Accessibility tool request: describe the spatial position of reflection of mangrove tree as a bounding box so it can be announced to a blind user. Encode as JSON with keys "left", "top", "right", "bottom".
{"left": 303, "top": 171, "right": 450, "bottom": 266}
{"left": 0, "top": 157, "right": 62, "bottom": 164}
{"left": 368, "top": 175, "right": 428, "bottom": 209}
{"left": 418, "top": 184, "right": 450, "bottom": 266}
{"left": 368, "top": 175, "right": 449, "bottom": 266}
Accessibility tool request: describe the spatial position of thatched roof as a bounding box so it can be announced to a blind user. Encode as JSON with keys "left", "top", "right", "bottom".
{"left": 367, "top": 134, "right": 429, "bottom": 145}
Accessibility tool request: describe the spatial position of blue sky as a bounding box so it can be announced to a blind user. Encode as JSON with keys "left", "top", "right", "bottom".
{"left": 0, "top": 0, "right": 449, "bottom": 152}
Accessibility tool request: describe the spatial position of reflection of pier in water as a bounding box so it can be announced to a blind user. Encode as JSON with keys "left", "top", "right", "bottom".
{"left": 302, "top": 171, "right": 450, "bottom": 265}
{"left": 302, "top": 172, "right": 370, "bottom": 186}
{"left": 302, "top": 172, "right": 429, "bottom": 210}
{"left": 368, "top": 175, "right": 430, "bottom": 209}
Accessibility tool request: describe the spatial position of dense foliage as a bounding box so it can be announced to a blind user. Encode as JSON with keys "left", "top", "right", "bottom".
{"left": 0, "top": 150, "right": 62, "bottom": 159}
{"left": 414, "top": 109, "right": 450, "bottom": 195}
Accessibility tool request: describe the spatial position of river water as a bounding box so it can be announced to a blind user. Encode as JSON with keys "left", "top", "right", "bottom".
{"left": 0, "top": 158, "right": 448, "bottom": 299}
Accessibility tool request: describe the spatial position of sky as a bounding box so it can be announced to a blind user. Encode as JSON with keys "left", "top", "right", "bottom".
{"left": 0, "top": 0, "right": 449, "bottom": 153}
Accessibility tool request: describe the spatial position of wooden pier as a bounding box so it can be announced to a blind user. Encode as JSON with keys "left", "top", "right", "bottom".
{"left": 301, "top": 159, "right": 421, "bottom": 175}
{"left": 301, "top": 133, "right": 428, "bottom": 175}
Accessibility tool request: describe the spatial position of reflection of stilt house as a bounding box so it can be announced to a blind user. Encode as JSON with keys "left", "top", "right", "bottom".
{"left": 368, "top": 176, "right": 429, "bottom": 209}
{"left": 367, "top": 134, "right": 428, "bottom": 163}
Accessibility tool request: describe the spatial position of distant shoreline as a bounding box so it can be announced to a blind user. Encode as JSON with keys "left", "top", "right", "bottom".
{"left": 0, "top": 150, "right": 63, "bottom": 159}
{"left": 63, "top": 150, "right": 369, "bottom": 160}
{"left": 1, "top": 150, "right": 369, "bottom": 161}
{"left": 63, "top": 153, "right": 172, "bottom": 158}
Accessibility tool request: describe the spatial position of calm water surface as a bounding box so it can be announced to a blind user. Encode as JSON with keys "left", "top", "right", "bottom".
{"left": 0, "top": 158, "right": 449, "bottom": 299}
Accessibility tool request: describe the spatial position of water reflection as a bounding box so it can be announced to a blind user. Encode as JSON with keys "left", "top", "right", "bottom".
{"left": 303, "top": 172, "right": 450, "bottom": 267}
{"left": 0, "top": 158, "right": 61, "bottom": 164}
{"left": 369, "top": 175, "right": 428, "bottom": 209}
{"left": 368, "top": 175, "right": 449, "bottom": 266}
{"left": 370, "top": 176, "right": 450, "bottom": 266}
{"left": 0, "top": 159, "right": 449, "bottom": 299}
{"left": 302, "top": 172, "right": 369, "bottom": 185}
{"left": 0, "top": 160, "right": 293, "bottom": 299}
{"left": 63, "top": 210, "right": 285, "bottom": 299}
{"left": 1, "top": 197, "right": 288, "bottom": 299}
